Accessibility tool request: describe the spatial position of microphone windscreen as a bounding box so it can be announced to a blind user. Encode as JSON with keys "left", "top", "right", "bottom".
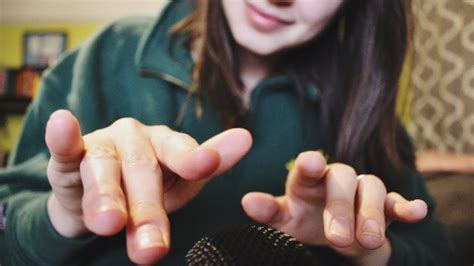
{"left": 185, "top": 224, "right": 318, "bottom": 266}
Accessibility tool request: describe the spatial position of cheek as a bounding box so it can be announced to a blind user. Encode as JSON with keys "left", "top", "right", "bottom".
{"left": 297, "top": 0, "right": 343, "bottom": 27}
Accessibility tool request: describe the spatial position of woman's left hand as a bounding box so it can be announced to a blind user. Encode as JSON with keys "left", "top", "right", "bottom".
{"left": 242, "top": 151, "right": 428, "bottom": 265}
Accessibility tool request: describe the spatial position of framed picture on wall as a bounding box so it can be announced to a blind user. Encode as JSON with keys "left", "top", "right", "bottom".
{"left": 23, "top": 32, "right": 68, "bottom": 69}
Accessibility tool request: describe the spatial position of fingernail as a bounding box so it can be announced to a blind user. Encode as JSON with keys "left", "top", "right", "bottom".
{"left": 137, "top": 224, "right": 164, "bottom": 249}
{"left": 97, "top": 196, "right": 120, "bottom": 212}
{"left": 330, "top": 218, "right": 351, "bottom": 239}
{"left": 362, "top": 219, "right": 382, "bottom": 244}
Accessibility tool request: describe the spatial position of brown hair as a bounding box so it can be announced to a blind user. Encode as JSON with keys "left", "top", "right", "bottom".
{"left": 174, "top": 0, "right": 414, "bottom": 187}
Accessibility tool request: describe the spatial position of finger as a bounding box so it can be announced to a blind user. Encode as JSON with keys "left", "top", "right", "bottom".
{"left": 46, "top": 110, "right": 85, "bottom": 215}
{"left": 323, "top": 164, "right": 358, "bottom": 247}
{"left": 80, "top": 132, "right": 127, "bottom": 236}
{"left": 385, "top": 192, "right": 428, "bottom": 224}
{"left": 355, "top": 175, "right": 386, "bottom": 250}
{"left": 241, "top": 192, "right": 287, "bottom": 226}
{"left": 149, "top": 125, "right": 220, "bottom": 180}
{"left": 150, "top": 127, "right": 252, "bottom": 180}
{"left": 109, "top": 120, "right": 169, "bottom": 264}
{"left": 286, "top": 151, "right": 327, "bottom": 202}
{"left": 164, "top": 128, "right": 252, "bottom": 210}
{"left": 200, "top": 128, "right": 252, "bottom": 176}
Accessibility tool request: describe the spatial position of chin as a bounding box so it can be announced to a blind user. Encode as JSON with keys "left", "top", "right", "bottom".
{"left": 247, "top": 46, "right": 279, "bottom": 56}
{"left": 235, "top": 35, "right": 282, "bottom": 56}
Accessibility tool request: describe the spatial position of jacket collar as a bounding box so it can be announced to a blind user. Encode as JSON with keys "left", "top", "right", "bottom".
{"left": 135, "top": 0, "right": 194, "bottom": 90}
{"left": 134, "top": 1, "right": 320, "bottom": 102}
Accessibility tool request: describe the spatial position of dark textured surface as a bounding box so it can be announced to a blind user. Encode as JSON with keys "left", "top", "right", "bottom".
{"left": 185, "top": 224, "right": 317, "bottom": 266}
{"left": 425, "top": 173, "right": 474, "bottom": 265}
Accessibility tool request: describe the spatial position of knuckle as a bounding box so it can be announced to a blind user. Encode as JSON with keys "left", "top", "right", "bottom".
{"left": 98, "top": 184, "right": 123, "bottom": 196}
{"left": 151, "top": 125, "right": 172, "bottom": 135}
{"left": 83, "top": 180, "right": 122, "bottom": 197}
{"left": 174, "top": 131, "right": 199, "bottom": 147}
{"left": 362, "top": 175, "right": 386, "bottom": 192}
{"left": 84, "top": 146, "right": 117, "bottom": 160}
{"left": 122, "top": 151, "right": 158, "bottom": 169}
{"left": 84, "top": 128, "right": 107, "bottom": 138}
{"left": 47, "top": 164, "right": 82, "bottom": 188}
{"left": 83, "top": 129, "right": 110, "bottom": 145}
{"left": 327, "top": 199, "right": 353, "bottom": 213}
{"left": 155, "top": 125, "right": 171, "bottom": 131}
{"left": 129, "top": 200, "right": 166, "bottom": 221}
{"left": 332, "top": 163, "right": 357, "bottom": 177}
{"left": 176, "top": 131, "right": 193, "bottom": 140}
{"left": 359, "top": 207, "right": 385, "bottom": 221}
{"left": 113, "top": 117, "right": 141, "bottom": 129}
{"left": 151, "top": 126, "right": 194, "bottom": 143}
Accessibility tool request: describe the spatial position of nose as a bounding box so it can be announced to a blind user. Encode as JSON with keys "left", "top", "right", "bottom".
{"left": 268, "top": 0, "right": 294, "bottom": 7}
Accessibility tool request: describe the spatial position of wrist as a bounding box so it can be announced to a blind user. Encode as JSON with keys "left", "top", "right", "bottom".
{"left": 47, "top": 193, "right": 89, "bottom": 238}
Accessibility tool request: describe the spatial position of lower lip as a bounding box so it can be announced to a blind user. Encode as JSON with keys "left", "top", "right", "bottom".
{"left": 246, "top": 3, "right": 288, "bottom": 32}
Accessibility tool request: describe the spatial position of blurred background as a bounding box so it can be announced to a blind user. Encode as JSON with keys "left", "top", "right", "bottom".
{"left": 0, "top": 0, "right": 168, "bottom": 163}
{"left": 0, "top": 0, "right": 472, "bottom": 264}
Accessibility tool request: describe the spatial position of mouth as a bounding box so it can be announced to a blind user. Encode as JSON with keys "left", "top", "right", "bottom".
{"left": 245, "top": 2, "right": 294, "bottom": 32}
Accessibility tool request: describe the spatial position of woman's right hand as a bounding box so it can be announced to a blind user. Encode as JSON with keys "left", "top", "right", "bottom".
{"left": 44, "top": 110, "right": 252, "bottom": 264}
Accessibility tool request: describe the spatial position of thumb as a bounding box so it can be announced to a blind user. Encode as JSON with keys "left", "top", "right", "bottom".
{"left": 46, "top": 109, "right": 85, "bottom": 168}
{"left": 46, "top": 110, "right": 85, "bottom": 214}
{"left": 242, "top": 192, "right": 287, "bottom": 227}
{"left": 45, "top": 110, "right": 89, "bottom": 237}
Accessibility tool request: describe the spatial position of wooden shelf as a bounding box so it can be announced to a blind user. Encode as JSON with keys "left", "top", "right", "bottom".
{"left": 0, "top": 97, "right": 32, "bottom": 114}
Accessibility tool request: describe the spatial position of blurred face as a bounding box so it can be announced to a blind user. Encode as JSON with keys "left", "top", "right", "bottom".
{"left": 222, "top": 0, "right": 343, "bottom": 56}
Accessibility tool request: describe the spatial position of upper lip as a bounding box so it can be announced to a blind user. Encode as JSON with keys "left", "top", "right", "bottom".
{"left": 247, "top": 3, "right": 295, "bottom": 25}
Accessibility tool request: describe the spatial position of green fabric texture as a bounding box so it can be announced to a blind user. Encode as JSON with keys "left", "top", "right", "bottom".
{"left": 0, "top": 1, "right": 453, "bottom": 265}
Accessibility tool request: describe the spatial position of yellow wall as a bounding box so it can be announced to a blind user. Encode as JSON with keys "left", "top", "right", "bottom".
{"left": 0, "top": 23, "right": 100, "bottom": 152}
{"left": 0, "top": 23, "right": 100, "bottom": 68}
{"left": 396, "top": 51, "right": 413, "bottom": 126}
{"left": 0, "top": 115, "right": 24, "bottom": 151}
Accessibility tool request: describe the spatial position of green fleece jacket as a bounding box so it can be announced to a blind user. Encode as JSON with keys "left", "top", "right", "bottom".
{"left": 0, "top": 1, "right": 453, "bottom": 265}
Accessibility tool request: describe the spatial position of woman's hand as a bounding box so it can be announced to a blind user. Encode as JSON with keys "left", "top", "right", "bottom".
{"left": 242, "top": 151, "right": 428, "bottom": 265}
{"left": 45, "top": 110, "right": 252, "bottom": 264}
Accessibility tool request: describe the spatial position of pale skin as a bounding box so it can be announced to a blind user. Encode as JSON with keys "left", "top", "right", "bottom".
{"left": 46, "top": 113, "right": 427, "bottom": 265}
{"left": 46, "top": 0, "right": 428, "bottom": 265}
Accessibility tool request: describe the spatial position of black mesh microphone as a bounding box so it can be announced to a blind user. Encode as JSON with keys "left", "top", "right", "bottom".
{"left": 185, "top": 224, "right": 318, "bottom": 266}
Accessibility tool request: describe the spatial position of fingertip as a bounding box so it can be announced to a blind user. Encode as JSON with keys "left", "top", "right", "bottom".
{"left": 392, "top": 199, "right": 428, "bottom": 223}
{"left": 86, "top": 209, "right": 127, "bottom": 236}
{"left": 129, "top": 246, "right": 170, "bottom": 265}
{"left": 221, "top": 128, "right": 253, "bottom": 158}
{"left": 47, "top": 110, "right": 78, "bottom": 133}
{"left": 83, "top": 196, "right": 127, "bottom": 236}
{"left": 241, "top": 192, "right": 260, "bottom": 209}
{"left": 231, "top": 127, "right": 253, "bottom": 148}
{"left": 241, "top": 192, "right": 279, "bottom": 224}
{"left": 46, "top": 109, "right": 82, "bottom": 155}
{"left": 127, "top": 224, "right": 170, "bottom": 264}
{"left": 408, "top": 199, "right": 428, "bottom": 221}
{"left": 297, "top": 151, "right": 327, "bottom": 178}
{"left": 326, "top": 217, "right": 354, "bottom": 248}
{"left": 357, "top": 219, "right": 385, "bottom": 250}
{"left": 184, "top": 147, "right": 220, "bottom": 180}
{"left": 200, "top": 128, "right": 253, "bottom": 176}
{"left": 49, "top": 109, "right": 74, "bottom": 119}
